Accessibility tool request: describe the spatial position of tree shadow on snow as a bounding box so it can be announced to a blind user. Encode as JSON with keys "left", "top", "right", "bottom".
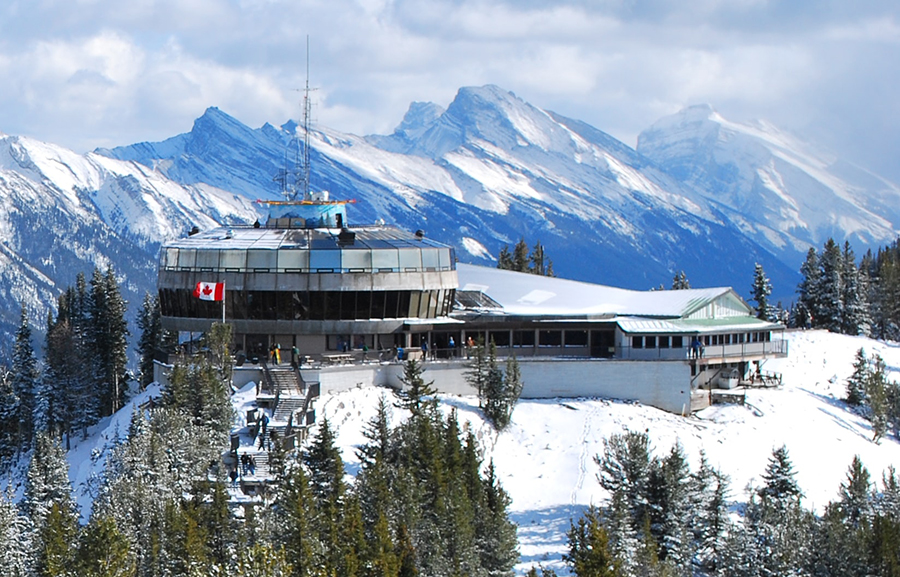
{"left": 510, "top": 504, "right": 588, "bottom": 572}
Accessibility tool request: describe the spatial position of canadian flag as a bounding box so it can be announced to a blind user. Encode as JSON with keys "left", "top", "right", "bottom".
{"left": 193, "top": 281, "right": 225, "bottom": 301}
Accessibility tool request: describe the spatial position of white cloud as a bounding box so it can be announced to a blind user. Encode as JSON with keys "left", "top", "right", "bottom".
{"left": 0, "top": 0, "right": 897, "bottom": 179}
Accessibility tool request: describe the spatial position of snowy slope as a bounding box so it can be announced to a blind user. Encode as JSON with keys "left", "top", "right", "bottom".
{"left": 0, "top": 132, "right": 261, "bottom": 345}
{"left": 49, "top": 330, "right": 900, "bottom": 573}
{"left": 638, "top": 104, "right": 900, "bottom": 261}
{"left": 98, "top": 86, "right": 798, "bottom": 293}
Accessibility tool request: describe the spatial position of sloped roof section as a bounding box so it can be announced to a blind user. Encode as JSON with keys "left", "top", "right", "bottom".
{"left": 455, "top": 264, "right": 744, "bottom": 319}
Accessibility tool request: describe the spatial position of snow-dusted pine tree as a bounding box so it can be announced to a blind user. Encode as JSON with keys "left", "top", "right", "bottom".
{"left": 0, "top": 485, "right": 32, "bottom": 576}
{"left": 750, "top": 263, "right": 773, "bottom": 321}
{"left": 10, "top": 307, "right": 38, "bottom": 451}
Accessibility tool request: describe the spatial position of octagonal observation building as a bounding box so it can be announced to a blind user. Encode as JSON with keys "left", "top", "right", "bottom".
{"left": 157, "top": 196, "right": 458, "bottom": 360}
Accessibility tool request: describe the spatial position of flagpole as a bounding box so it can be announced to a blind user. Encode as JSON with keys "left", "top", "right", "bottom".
{"left": 222, "top": 280, "right": 226, "bottom": 324}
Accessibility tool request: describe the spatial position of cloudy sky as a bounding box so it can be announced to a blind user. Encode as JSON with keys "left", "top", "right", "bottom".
{"left": 1, "top": 0, "right": 898, "bottom": 178}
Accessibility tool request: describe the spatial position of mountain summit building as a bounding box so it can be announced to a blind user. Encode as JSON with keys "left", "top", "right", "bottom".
{"left": 157, "top": 197, "right": 787, "bottom": 414}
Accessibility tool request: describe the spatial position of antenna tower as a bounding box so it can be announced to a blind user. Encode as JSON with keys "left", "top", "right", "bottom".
{"left": 300, "top": 36, "right": 313, "bottom": 201}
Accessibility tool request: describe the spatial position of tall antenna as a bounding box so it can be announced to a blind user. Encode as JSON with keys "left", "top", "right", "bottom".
{"left": 300, "top": 35, "right": 313, "bottom": 201}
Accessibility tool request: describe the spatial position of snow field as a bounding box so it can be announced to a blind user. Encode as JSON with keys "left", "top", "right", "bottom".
{"left": 58, "top": 329, "right": 900, "bottom": 573}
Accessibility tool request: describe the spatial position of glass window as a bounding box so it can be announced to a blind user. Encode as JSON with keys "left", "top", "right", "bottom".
{"left": 342, "top": 249, "right": 372, "bottom": 271}
{"left": 195, "top": 250, "right": 219, "bottom": 269}
{"left": 438, "top": 248, "right": 452, "bottom": 270}
{"left": 409, "top": 292, "right": 421, "bottom": 318}
{"left": 356, "top": 292, "right": 371, "bottom": 320}
{"left": 513, "top": 330, "right": 535, "bottom": 347}
{"left": 672, "top": 335, "right": 684, "bottom": 348}
{"left": 310, "top": 248, "right": 341, "bottom": 271}
{"left": 632, "top": 336, "right": 643, "bottom": 349}
{"left": 247, "top": 249, "right": 277, "bottom": 270}
{"left": 539, "top": 330, "right": 562, "bottom": 346}
{"left": 659, "top": 336, "right": 670, "bottom": 348}
{"left": 398, "top": 249, "right": 422, "bottom": 270}
{"left": 278, "top": 250, "right": 308, "bottom": 271}
{"left": 645, "top": 336, "right": 657, "bottom": 348}
{"left": 220, "top": 249, "right": 245, "bottom": 270}
{"left": 490, "top": 331, "right": 511, "bottom": 347}
{"left": 421, "top": 249, "right": 440, "bottom": 270}
{"left": 372, "top": 249, "right": 399, "bottom": 271}
{"left": 163, "top": 248, "right": 180, "bottom": 268}
{"left": 340, "top": 292, "right": 357, "bottom": 320}
{"left": 178, "top": 249, "right": 196, "bottom": 269}
{"left": 385, "top": 292, "right": 399, "bottom": 318}
{"left": 371, "top": 292, "right": 386, "bottom": 319}
{"left": 564, "top": 330, "right": 588, "bottom": 347}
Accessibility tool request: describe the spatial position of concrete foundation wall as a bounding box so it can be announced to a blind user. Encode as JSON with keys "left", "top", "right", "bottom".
{"left": 156, "top": 358, "right": 692, "bottom": 415}
{"left": 311, "top": 359, "right": 691, "bottom": 414}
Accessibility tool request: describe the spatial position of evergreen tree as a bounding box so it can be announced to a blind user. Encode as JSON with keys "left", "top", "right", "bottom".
{"left": 689, "top": 452, "right": 730, "bottom": 572}
{"left": 819, "top": 238, "right": 845, "bottom": 333}
{"left": 477, "top": 461, "right": 519, "bottom": 577}
{"left": 758, "top": 445, "right": 803, "bottom": 502}
{"left": 38, "top": 501, "right": 78, "bottom": 577}
{"left": 866, "top": 354, "right": 891, "bottom": 442}
{"left": 276, "top": 462, "right": 321, "bottom": 577}
{"left": 10, "top": 306, "right": 38, "bottom": 450}
{"left": 596, "top": 430, "right": 652, "bottom": 528}
{"left": 234, "top": 542, "right": 293, "bottom": 577}
{"left": 564, "top": 505, "right": 621, "bottom": 577}
{"left": 750, "top": 263, "right": 773, "bottom": 321}
{"left": 671, "top": 271, "right": 690, "bottom": 290}
{"left": 90, "top": 265, "right": 130, "bottom": 416}
{"left": 797, "top": 247, "right": 821, "bottom": 328}
{"left": 529, "top": 242, "right": 553, "bottom": 276}
{"left": 0, "top": 485, "right": 32, "bottom": 576}
{"left": 74, "top": 515, "right": 135, "bottom": 577}
{"left": 136, "top": 292, "right": 162, "bottom": 389}
{"left": 395, "top": 359, "right": 437, "bottom": 417}
{"left": 23, "top": 432, "right": 77, "bottom": 532}
{"left": 842, "top": 241, "right": 869, "bottom": 335}
{"left": 466, "top": 337, "right": 488, "bottom": 406}
{"left": 482, "top": 344, "right": 523, "bottom": 431}
{"left": 0, "top": 370, "right": 21, "bottom": 462}
{"left": 497, "top": 246, "right": 514, "bottom": 271}
{"left": 838, "top": 455, "right": 872, "bottom": 527}
{"left": 846, "top": 347, "right": 869, "bottom": 406}
{"left": 512, "top": 239, "right": 530, "bottom": 273}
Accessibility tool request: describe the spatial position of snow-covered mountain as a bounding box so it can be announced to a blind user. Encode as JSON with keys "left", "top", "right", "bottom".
{"left": 0, "top": 133, "right": 261, "bottom": 346}
{"left": 638, "top": 104, "right": 900, "bottom": 260}
{"left": 99, "top": 86, "right": 798, "bottom": 295}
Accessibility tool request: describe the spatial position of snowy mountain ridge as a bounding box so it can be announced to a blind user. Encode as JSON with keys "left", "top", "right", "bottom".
{"left": 638, "top": 104, "right": 900, "bottom": 257}
{"left": 100, "top": 85, "right": 801, "bottom": 295}
{"left": 0, "top": 132, "right": 261, "bottom": 344}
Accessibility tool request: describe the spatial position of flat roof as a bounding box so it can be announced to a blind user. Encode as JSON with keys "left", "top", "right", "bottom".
{"left": 455, "top": 264, "right": 740, "bottom": 318}
{"left": 164, "top": 225, "right": 453, "bottom": 252}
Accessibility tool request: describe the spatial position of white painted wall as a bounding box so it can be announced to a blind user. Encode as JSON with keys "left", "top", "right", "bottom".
{"left": 311, "top": 359, "right": 692, "bottom": 414}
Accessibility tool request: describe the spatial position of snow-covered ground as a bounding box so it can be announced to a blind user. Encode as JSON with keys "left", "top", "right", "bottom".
{"left": 54, "top": 329, "right": 900, "bottom": 573}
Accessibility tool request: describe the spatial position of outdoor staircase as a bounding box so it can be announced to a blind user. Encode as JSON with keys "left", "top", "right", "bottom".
{"left": 274, "top": 396, "right": 305, "bottom": 422}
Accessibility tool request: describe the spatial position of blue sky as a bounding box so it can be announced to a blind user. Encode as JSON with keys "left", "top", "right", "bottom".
{"left": 1, "top": 0, "right": 898, "bottom": 179}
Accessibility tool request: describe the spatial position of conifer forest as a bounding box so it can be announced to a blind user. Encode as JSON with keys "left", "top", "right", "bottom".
{"left": 5, "top": 234, "right": 900, "bottom": 575}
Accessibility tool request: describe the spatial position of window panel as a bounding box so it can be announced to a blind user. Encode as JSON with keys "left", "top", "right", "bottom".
{"left": 277, "top": 250, "right": 308, "bottom": 271}
{"left": 195, "top": 250, "right": 219, "bottom": 269}
{"left": 310, "top": 249, "right": 341, "bottom": 271}
{"left": 371, "top": 249, "right": 399, "bottom": 270}
{"left": 398, "top": 249, "right": 422, "bottom": 270}
{"left": 247, "top": 249, "right": 277, "bottom": 270}
{"left": 342, "top": 249, "right": 372, "bottom": 271}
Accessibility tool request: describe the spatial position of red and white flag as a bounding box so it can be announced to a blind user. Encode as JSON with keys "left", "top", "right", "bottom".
{"left": 193, "top": 281, "right": 224, "bottom": 301}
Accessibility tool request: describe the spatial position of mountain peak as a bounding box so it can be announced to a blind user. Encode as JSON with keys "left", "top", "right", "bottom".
{"left": 394, "top": 101, "right": 445, "bottom": 136}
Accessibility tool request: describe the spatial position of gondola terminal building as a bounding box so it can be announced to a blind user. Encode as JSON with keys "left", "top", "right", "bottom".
{"left": 157, "top": 198, "right": 787, "bottom": 414}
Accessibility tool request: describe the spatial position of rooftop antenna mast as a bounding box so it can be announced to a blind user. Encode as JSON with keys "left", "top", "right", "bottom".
{"left": 299, "top": 35, "right": 313, "bottom": 201}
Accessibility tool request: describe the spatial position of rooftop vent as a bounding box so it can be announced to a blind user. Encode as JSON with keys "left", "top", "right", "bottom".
{"left": 415, "top": 229, "right": 425, "bottom": 239}
{"left": 189, "top": 225, "right": 200, "bottom": 236}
